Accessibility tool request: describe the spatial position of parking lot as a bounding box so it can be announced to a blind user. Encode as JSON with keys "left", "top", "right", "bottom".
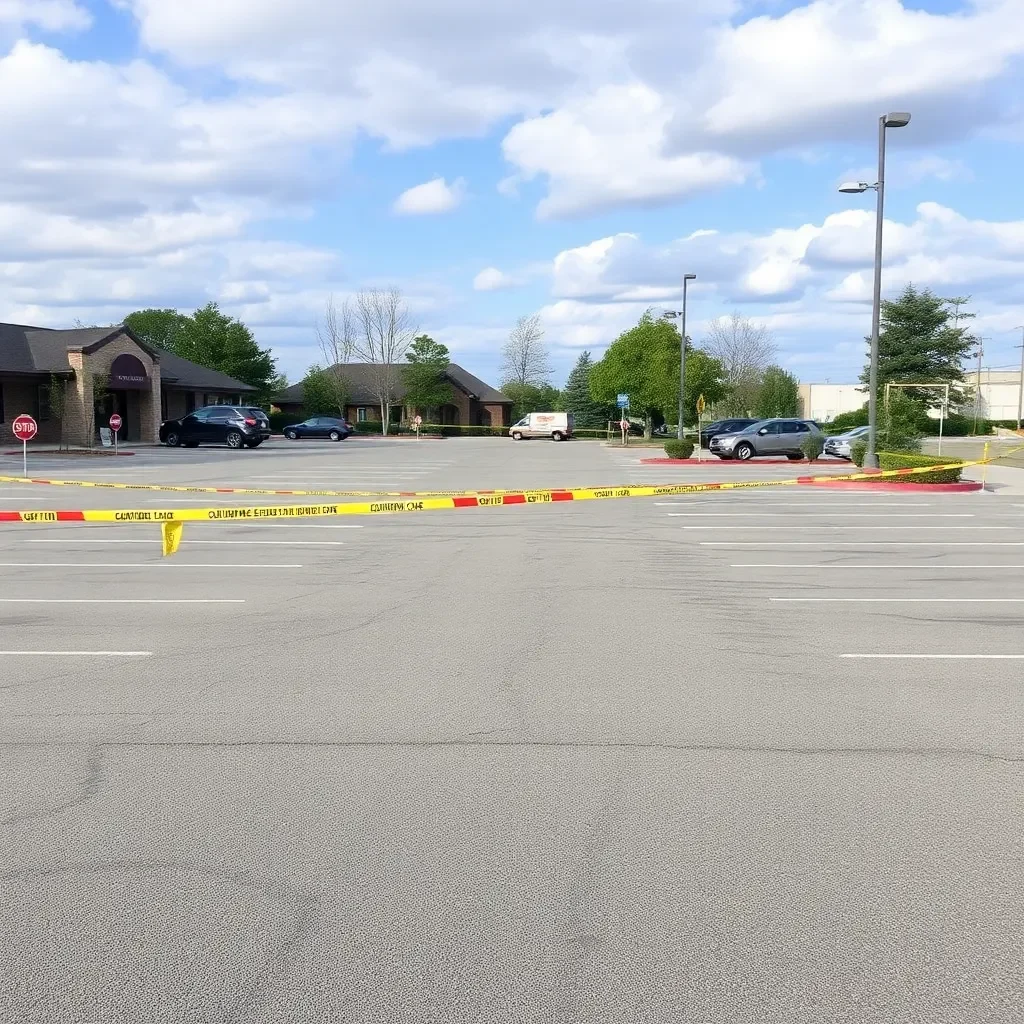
{"left": 1, "top": 438, "right": 1022, "bottom": 1022}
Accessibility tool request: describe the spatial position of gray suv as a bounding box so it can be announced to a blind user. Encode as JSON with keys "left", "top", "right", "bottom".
{"left": 710, "top": 418, "right": 822, "bottom": 461}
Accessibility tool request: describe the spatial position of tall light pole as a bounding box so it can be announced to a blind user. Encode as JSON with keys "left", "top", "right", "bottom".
{"left": 838, "top": 111, "right": 911, "bottom": 469}
{"left": 663, "top": 273, "right": 697, "bottom": 439}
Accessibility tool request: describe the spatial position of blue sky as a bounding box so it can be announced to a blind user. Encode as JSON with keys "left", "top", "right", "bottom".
{"left": 2, "top": 0, "right": 1024, "bottom": 389}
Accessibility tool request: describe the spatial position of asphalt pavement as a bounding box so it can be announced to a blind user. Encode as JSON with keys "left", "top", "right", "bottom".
{"left": 1, "top": 438, "right": 1022, "bottom": 1022}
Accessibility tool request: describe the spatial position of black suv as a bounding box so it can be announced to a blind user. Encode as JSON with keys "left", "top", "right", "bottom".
{"left": 699, "top": 418, "right": 758, "bottom": 449}
{"left": 160, "top": 406, "right": 271, "bottom": 449}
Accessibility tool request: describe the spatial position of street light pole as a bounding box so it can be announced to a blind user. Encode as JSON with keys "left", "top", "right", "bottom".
{"left": 838, "top": 111, "right": 910, "bottom": 470}
{"left": 678, "top": 274, "right": 696, "bottom": 440}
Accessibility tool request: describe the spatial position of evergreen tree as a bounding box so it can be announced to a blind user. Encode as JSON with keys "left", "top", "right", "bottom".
{"left": 403, "top": 335, "right": 453, "bottom": 413}
{"left": 861, "top": 285, "right": 976, "bottom": 406}
{"left": 560, "top": 351, "right": 609, "bottom": 428}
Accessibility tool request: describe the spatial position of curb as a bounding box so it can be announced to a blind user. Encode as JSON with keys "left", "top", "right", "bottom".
{"left": 800, "top": 477, "right": 982, "bottom": 492}
{"left": 640, "top": 457, "right": 847, "bottom": 467}
{"left": 3, "top": 449, "right": 136, "bottom": 457}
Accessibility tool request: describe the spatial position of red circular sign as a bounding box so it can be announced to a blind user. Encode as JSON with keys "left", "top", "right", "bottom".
{"left": 12, "top": 414, "right": 37, "bottom": 441}
{"left": 109, "top": 413, "right": 123, "bottom": 432}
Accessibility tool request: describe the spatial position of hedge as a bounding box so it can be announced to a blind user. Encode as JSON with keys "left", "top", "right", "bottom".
{"left": 663, "top": 439, "right": 694, "bottom": 459}
{"left": 268, "top": 411, "right": 306, "bottom": 432}
{"left": 878, "top": 452, "right": 963, "bottom": 484}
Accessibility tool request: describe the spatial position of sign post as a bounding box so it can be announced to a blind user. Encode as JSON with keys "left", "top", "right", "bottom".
{"left": 12, "top": 414, "right": 37, "bottom": 476}
{"left": 695, "top": 394, "right": 706, "bottom": 462}
{"left": 617, "top": 395, "right": 630, "bottom": 447}
{"left": 413, "top": 414, "right": 422, "bottom": 438}
{"left": 109, "top": 413, "right": 122, "bottom": 456}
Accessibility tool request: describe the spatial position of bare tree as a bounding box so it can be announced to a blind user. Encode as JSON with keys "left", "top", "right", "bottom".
{"left": 703, "top": 313, "right": 777, "bottom": 416}
{"left": 500, "top": 313, "right": 552, "bottom": 387}
{"left": 315, "top": 295, "right": 357, "bottom": 415}
{"left": 352, "top": 287, "right": 417, "bottom": 434}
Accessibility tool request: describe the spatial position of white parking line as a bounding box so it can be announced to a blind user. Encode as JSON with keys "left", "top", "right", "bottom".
{"left": 26, "top": 539, "right": 344, "bottom": 546}
{"left": 770, "top": 598, "right": 1024, "bottom": 603}
{"left": 704, "top": 542, "right": 1024, "bottom": 547}
{"left": 0, "top": 650, "right": 152, "bottom": 657}
{"left": 667, "top": 513, "right": 974, "bottom": 518}
{"left": 840, "top": 654, "right": 1024, "bottom": 660}
{"left": 0, "top": 599, "right": 246, "bottom": 604}
{"left": 0, "top": 562, "right": 303, "bottom": 568}
{"left": 680, "top": 526, "right": 1010, "bottom": 531}
{"left": 656, "top": 501, "right": 933, "bottom": 507}
{"left": 732, "top": 563, "right": 1024, "bottom": 569}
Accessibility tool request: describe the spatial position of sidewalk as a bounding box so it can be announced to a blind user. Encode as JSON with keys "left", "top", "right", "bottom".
{"left": 964, "top": 463, "right": 1024, "bottom": 495}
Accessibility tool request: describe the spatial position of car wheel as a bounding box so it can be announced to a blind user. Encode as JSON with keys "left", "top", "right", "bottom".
{"left": 226, "top": 431, "right": 244, "bottom": 449}
{"left": 552, "top": 431, "right": 564, "bottom": 442}
{"left": 329, "top": 430, "right": 341, "bottom": 441}
{"left": 735, "top": 442, "right": 755, "bottom": 461}
{"left": 512, "top": 431, "right": 524, "bottom": 441}
{"left": 164, "top": 431, "right": 180, "bottom": 447}
{"left": 284, "top": 429, "right": 297, "bottom": 440}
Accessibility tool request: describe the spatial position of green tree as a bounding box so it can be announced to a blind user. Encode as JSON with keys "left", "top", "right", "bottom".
{"left": 123, "top": 309, "right": 187, "bottom": 350}
{"left": 560, "top": 351, "right": 610, "bottom": 428}
{"left": 403, "top": 334, "right": 453, "bottom": 413}
{"left": 505, "top": 382, "right": 561, "bottom": 423}
{"left": 590, "top": 310, "right": 727, "bottom": 432}
{"left": 861, "top": 285, "right": 976, "bottom": 406}
{"left": 755, "top": 366, "right": 800, "bottom": 417}
{"left": 301, "top": 364, "right": 346, "bottom": 416}
{"left": 123, "top": 302, "right": 280, "bottom": 401}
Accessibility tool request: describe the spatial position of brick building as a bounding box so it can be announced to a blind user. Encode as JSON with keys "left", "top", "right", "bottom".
{"left": 0, "top": 322, "right": 256, "bottom": 446}
{"left": 274, "top": 362, "right": 512, "bottom": 427}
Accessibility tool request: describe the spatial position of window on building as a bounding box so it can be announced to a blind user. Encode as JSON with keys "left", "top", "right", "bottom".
{"left": 36, "top": 385, "right": 51, "bottom": 422}
{"left": 0, "top": 383, "right": 5, "bottom": 423}
{"left": 357, "top": 407, "right": 367, "bottom": 422}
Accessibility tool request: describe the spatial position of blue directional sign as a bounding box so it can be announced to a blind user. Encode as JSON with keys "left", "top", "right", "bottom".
{"left": 617, "top": 394, "right": 629, "bottom": 408}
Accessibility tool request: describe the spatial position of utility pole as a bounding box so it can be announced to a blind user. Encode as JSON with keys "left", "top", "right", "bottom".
{"left": 1016, "top": 326, "right": 1024, "bottom": 432}
{"left": 972, "top": 337, "right": 987, "bottom": 435}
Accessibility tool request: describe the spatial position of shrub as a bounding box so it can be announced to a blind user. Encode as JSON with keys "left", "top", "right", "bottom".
{"left": 878, "top": 452, "right": 963, "bottom": 484}
{"left": 268, "top": 411, "right": 305, "bottom": 432}
{"left": 825, "top": 406, "right": 869, "bottom": 433}
{"left": 850, "top": 438, "right": 867, "bottom": 466}
{"left": 663, "top": 439, "right": 694, "bottom": 459}
{"left": 800, "top": 433, "right": 825, "bottom": 462}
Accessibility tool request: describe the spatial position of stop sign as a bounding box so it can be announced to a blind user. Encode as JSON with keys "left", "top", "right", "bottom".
{"left": 12, "top": 414, "right": 37, "bottom": 441}
{"left": 109, "top": 413, "right": 123, "bottom": 432}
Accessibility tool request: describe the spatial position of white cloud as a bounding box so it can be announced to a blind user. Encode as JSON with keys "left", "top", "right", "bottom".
{"left": 503, "top": 84, "right": 752, "bottom": 218}
{"left": 473, "top": 267, "right": 517, "bottom": 291}
{"left": 0, "top": 0, "right": 89, "bottom": 31}
{"left": 110, "top": 0, "right": 1024, "bottom": 218}
{"left": 392, "top": 176, "right": 466, "bottom": 215}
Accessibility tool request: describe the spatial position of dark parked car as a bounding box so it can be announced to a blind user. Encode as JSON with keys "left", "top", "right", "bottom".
{"left": 283, "top": 416, "right": 353, "bottom": 441}
{"left": 699, "top": 418, "right": 759, "bottom": 448}
{"left": 160, "top": 406, "right": 271, "bottom": 449}
{"left": 710, "top": 418, "right": 823, "bottom": 460}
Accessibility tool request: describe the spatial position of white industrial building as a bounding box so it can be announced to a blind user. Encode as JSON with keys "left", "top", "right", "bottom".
{"left": 799, "top": 370, "right": 1024, "bottom": 425}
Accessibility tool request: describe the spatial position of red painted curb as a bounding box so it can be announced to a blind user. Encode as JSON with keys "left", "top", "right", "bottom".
{"left": 640, "top": 457, "right": 847, "bottom": 467}
{"left": 801, "top": 478, "right": 982, "bottom": 492}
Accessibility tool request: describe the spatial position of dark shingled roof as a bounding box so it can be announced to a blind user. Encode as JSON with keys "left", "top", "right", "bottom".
{"left": 276, "top": 362, "right": 511, "bottom": 405}
{"left": 0, "top": 322, "right": 254, "bottom": 392}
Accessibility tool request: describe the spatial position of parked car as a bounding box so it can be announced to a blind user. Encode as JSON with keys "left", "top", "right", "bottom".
{"left": 823, "top": 425, "right": 869, "bottom": 460}
{"left": 699, "top": 418, "right": 759, "bottom": 448}
{"left": 160, "top": 406, "right": 271, "bottom": 449}
{"left": 283, "top": 416, "right": 353, "bottom": 441}
{"left": 509, "top": 412, "right": 574, "bottom": 441}
{"left": 710, "top": 418, "right": 823, "bottom": 460}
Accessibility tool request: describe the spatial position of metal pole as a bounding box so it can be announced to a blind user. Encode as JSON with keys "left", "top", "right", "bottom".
{"left": 938, "top": 392, "right": 944, "bottom": 456}
{"left": 677, "top": 278, "right": 688, "bottom": 441}
{"left": 973, "top": 340, "right": 983, "bottom": 435}
{"left": 865, "top": 115, "right": 886, "bottom": 470}
{"left": 1016, "top": 328, "right": 1024, "bottom": 432}
{"left": 22, "top": 438, "right": 27, "bottom": 478}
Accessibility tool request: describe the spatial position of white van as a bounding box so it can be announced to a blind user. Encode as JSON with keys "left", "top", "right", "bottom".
{"left": 509, "top": 411, "right": 574, "bottom": 441}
